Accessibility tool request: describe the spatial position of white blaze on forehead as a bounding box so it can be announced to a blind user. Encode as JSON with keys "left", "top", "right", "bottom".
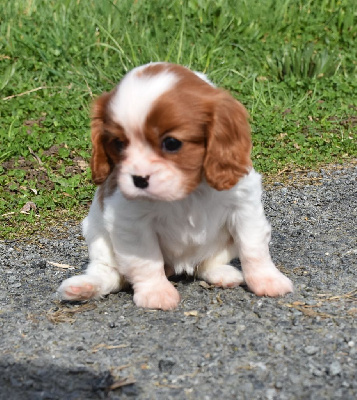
{"left": 109, "top": 64, "right": 179, "bottom": 133}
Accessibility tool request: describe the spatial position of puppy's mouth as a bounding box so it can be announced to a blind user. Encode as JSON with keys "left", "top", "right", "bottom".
{"left": 119, "top": 181, "right": 188, "bottom": 202}
{"left": 120, "top": 188, "right": 187, "bottom": 202}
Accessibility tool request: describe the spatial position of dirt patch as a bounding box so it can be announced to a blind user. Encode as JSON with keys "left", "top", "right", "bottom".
{"left": 23, "top": 115, "right": 46, "bottom": 134}
{"left": 2, "top": 151, "right": 90, "bottom": 195}
{"left": 263, "top": 159, "right": 357, "bottom": 188}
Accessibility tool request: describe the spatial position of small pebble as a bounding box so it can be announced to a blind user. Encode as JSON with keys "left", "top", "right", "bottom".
{"left": 31, "top": 260, "right": 47, "bottom": 269}
{"left": 329, "top": 361, "right": 342, "bottom": 376}
{"left": 158, "top": 358, "right": 175, "bottom": 373}
{"left": 305, "top": 346, "right": 319, "bottom": 355}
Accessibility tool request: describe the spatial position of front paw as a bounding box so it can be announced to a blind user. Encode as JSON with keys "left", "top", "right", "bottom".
{"left": 58, "top": 275, "right": 101, "bottom": 300}
{"left": 245, "top": 267, "right": 293, "bottom": 297}
{"left": 133, "top": 280, "right": 180, "bottom": 310}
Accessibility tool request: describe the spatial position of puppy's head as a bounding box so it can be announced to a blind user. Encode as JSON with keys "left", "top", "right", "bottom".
{"left": 91, "top": 63, "right": 252, "bottom": 201}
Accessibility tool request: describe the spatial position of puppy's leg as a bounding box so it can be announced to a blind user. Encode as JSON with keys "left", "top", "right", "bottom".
{"left": 196, "top": 244, "right": 244, "bottom": 288}
{"left": 112, "top": 230, "right": 180, "bottom": 311}
{"left": 131, "top": 268, "right": 180, "bottom": 310}
{"left": 118, "top": 256, "right": 180, "bottom": 310}
{"left": 58, "top": 198, "right": 124, "bottom": 301}
{"left": 230, "top": 170, "right": 293, "bottom": 297}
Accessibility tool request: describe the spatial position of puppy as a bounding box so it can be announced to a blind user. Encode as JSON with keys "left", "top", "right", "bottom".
{"left": 58, "top": 62, "right": 293, "bottom": 310}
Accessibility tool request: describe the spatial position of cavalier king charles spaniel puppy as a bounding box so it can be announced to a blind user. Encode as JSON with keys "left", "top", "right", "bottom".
{"left": 58, "top": 62, "right": 293, "bottom": 310}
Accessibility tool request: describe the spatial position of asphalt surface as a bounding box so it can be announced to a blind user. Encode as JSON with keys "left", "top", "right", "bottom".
{"left": 1, "top": 165, "right": 356, "bottom": 400}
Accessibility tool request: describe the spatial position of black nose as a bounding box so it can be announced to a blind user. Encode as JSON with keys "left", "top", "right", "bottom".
{"left": 132, "top": 175, "right": 150, "bottom": 189}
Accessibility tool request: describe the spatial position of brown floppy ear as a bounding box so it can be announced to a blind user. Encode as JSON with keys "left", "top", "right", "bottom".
{"left": 90, "top": 92, "right": 113, "bottom": 185}
{"left": 204, "top": 92, "right": 252, "bottom": 190}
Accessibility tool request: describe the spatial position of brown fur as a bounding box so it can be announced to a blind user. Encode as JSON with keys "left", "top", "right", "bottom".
{"left": 204, "top": 91, "right": 252, "bottom": 190}
{"left": 90, "top": 91, "right": 113, "bottom": 185}
{"left": 90, "top": 90, "right": 127, "bottom": 185}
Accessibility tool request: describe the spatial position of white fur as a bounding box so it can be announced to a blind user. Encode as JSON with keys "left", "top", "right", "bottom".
{"left": 110, "top": 63, "right": 178, "bottom": 133}
{"left": 58, "top": 169, "right": 293, "bottom": 309}
{"left": 194, "top": 71, "right": 214, "bottom": 85}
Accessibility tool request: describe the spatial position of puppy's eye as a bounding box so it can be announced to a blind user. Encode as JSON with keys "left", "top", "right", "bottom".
{"left": 112, "top": 138, "right": 124, "bottom": 153}
{"left": 162, "top": 137, "right": 182, "bottom": 153}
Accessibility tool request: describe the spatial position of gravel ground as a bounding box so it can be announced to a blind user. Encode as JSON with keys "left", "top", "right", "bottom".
{"left": 1, "top": 166, "right": 356, "bottom": 400}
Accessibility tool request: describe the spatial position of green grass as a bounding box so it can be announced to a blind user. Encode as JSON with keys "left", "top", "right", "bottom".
{"left": 1, "top": 0, "right": 356, "bottom": 238}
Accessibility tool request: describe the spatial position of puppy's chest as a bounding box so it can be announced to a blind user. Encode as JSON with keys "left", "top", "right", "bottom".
{"left": 156, "top": 212, "right": 207, "bottom": 244}
{"left": 153, "top": 205, "right": 226, "bottom": 258}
